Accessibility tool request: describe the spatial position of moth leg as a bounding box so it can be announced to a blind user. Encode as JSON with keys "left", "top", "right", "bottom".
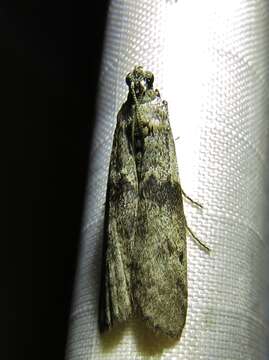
{"left": 181, "top": 189, "right": 203, "bottom": 209}
{"left": 186, "top": 224, "right": 210, "bottom": 253}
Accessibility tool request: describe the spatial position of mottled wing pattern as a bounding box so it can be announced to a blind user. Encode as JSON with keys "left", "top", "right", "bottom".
{"left": 132, "top": 97, "right": 187, "bottom": 338}
{"left": 100, "top": 67, "right": 189, "bottom": 340}
{"left": 99, "top": 104, "right": 138, "bottom": 331}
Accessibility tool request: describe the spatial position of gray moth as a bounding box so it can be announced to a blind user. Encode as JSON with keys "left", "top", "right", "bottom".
{"left": 99, "top": 66, "right": 209, "bottom": 340}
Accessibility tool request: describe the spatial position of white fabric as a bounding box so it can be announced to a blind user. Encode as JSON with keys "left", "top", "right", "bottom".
{"left": 66, "top": 1, "right": 269, "bottom": 359}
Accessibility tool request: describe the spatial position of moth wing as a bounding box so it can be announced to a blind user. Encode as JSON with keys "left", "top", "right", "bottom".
{"left": 133, "top": 98, "right": 187, "bottom": 338}
{"left": 99, "top": 104, "right": 138, "bottom": 331}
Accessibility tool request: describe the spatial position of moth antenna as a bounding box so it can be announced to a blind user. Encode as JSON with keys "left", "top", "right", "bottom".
{"left": 186, "top": 225, "right": 210, "bottom": 253}
{"left": 130, "top": 82, "right": 146, "bottom": 152}
{"left": 181, "top": 189, "right": 203, "bottom": 208}
{"left": 130, "top": 83, "right": 137, "bottom": 151}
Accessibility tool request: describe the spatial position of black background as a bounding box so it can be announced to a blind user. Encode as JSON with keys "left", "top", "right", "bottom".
{"left": 2, "top": 1, "right": 109, "bottom": 359}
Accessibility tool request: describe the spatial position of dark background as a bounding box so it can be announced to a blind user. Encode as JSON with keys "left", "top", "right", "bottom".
{"left": 2, "top": 1, "right": 109, "bottom": 359}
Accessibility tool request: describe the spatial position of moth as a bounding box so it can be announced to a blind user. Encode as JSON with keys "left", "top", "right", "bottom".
{"left": 99, "top": 66, "right": 209, "bottom": 339}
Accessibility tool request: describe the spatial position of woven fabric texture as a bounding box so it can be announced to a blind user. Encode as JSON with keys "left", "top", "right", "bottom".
{"left": 66, "top": 1, "right": 269, "bottom": 359}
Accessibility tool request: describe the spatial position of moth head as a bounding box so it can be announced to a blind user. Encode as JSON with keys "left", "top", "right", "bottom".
{"left": 126, "top": 66, "right": 154, "bottom": 98}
